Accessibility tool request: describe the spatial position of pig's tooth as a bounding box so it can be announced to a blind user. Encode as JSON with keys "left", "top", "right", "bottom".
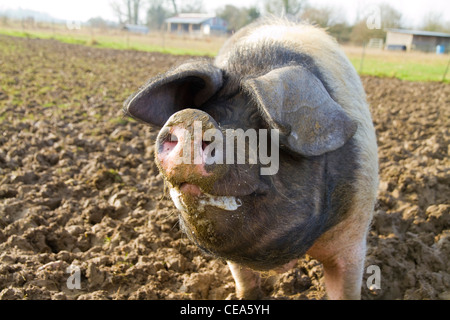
{"left": 169, "top": 188, "right": 187, "bottom": 212}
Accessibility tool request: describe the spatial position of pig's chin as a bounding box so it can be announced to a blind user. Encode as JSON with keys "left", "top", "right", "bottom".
{"left": 169, "top": 184, "right": 299, "bottom": 271}
{"left": 169, "top": 184, "right": 248, "bottom": 250}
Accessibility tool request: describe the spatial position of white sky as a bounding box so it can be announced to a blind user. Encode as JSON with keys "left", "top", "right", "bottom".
{"left": 0, "top": 0, "right": 449, "bottom": 28}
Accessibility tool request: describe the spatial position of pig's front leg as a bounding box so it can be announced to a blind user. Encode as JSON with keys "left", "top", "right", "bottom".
{"left": 307, "top": 222, "right": 368, "bottom": 300}
{"left": 227, "top": 261, "right": 263, "bottom": 299}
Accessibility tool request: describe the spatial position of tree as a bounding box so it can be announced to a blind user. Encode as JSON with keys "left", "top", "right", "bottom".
{"left": 300, "top": 5, "right": 345, "bottom": 28}
{"left": 216, "top": 5, "right": 260, "bottom": 32}
{"left": 328, "top": 22, "right": 353, "bottom": 43}
{"left": 179, "top": 0, "right": 204, "bottom": 13}
{"left": 147, "top": 0, "right": 170, "bottom": 29}
{"left": 110, "top": 0, "right": 125, "bottom": 24}
{"left": 165, "top": 0, "right": 205, "bottom": 14}
{"left": 299, "top": 4, "right": 350, "bottom": 43}
{"left": 379, "top": 3, "right": 402, "bottom": 29}
{"left": 264, "top": 0, "right": 307, "bottom": 17}
{"left": 421, "top": 11, "right": 450, "bottom": 32}
{"left": 350, "top": 20, "right": 374, "bottom": 44}
{"left": 132, "top": 0, "right": 141, "bottom": 24}
{"left": 247, "top": 6, "right": 260, "bottom": 21}
{"left": 110, "top": 0, "right": 144, "bottom": 24}
{"left": 87, "top": 16, "right": 109, "bottom": 29}
{"left": 169, "top": 0, "right": 178, "bottom": 14}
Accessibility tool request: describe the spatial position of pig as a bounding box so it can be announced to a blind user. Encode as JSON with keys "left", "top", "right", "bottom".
{"left": 123, "top": 17, "right": 378, "bottom": 300}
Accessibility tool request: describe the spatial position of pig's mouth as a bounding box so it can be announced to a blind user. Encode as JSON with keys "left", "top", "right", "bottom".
{"left": 179, "top": 182, "right": 202, "bottom": 196}
{"left": 170, "top": 183, "right": 244, "bottom": 214}
{"left": 161, "top": 161, "right": 271, "bottom": 261}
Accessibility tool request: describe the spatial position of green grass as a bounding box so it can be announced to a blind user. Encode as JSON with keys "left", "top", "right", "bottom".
{"left": 348, "top": 55, "right": 450, "bottom": 83}
{"left": 0, "top": 28, "right": 218, "bottom": 56}
{"left": 1, "top": 28, "right": 449, "bottom": 82}
{"left": 0, "top": 29, "right": 87, "bottom": 45}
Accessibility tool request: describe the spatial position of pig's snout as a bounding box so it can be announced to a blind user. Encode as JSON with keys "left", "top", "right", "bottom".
{"left": 155, "top": 109, "right": 224, "bottom": 194}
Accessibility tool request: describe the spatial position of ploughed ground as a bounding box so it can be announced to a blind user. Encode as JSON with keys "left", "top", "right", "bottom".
{"left": 0, "top": 36, "right": 448, "bottom": 300}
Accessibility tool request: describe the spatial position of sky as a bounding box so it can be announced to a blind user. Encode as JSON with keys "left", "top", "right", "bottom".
{"left": 0, "top": 0, "right": 449, "bottom": 28}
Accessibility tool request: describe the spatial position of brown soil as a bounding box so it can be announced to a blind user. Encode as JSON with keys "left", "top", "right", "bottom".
{"left": 0, "top": 36, "right": 448, "bottom": 300}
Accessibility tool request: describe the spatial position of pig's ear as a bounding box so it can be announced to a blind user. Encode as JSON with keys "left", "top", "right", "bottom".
{"left": 243, "top": 66, "right": 357, "bottom": 157}
{"left": 124, "top": 61, "right": 223, "bottom": 127}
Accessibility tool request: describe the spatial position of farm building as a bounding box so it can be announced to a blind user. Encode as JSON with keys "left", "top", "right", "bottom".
{"left": 165, "top": 13, "right": 228, "bottom": 36}
{"left": 385, "top": 29, "right": 450, "bottom": 53}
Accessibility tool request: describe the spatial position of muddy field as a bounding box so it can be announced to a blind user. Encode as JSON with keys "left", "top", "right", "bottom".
{"left": 0, "top": 36, "right": 448, "bottom": 300}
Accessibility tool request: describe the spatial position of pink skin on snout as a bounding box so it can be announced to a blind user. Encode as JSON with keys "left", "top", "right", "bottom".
{"left": 179, "top": 183, "right": 202, "bottom": 196}
{"left": 157, "top": 125, "right": 212, "bottom": 196}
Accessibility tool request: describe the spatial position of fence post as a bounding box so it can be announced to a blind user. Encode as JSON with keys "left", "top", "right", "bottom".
{"left": 443, "top": 55, "right": 450, "bottom": 82}
{"left": 359, "top": 41, "right": 366, "bottom": 74}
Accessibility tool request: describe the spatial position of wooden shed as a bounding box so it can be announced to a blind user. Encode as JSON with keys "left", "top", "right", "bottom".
{"left": 385, "top": 29, "right": 450, "bottom": 53}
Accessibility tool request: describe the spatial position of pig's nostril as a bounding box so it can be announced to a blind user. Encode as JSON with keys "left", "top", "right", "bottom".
{"left": 163, "top": 141, "right": 177, "bottom": 152}
{"left": 160, "top": 132, "right": 178, "bottom": 154}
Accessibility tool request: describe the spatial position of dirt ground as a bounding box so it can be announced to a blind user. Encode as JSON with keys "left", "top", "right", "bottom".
{"left": 0, "top": 36, "right": 448, "bottom": 300}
